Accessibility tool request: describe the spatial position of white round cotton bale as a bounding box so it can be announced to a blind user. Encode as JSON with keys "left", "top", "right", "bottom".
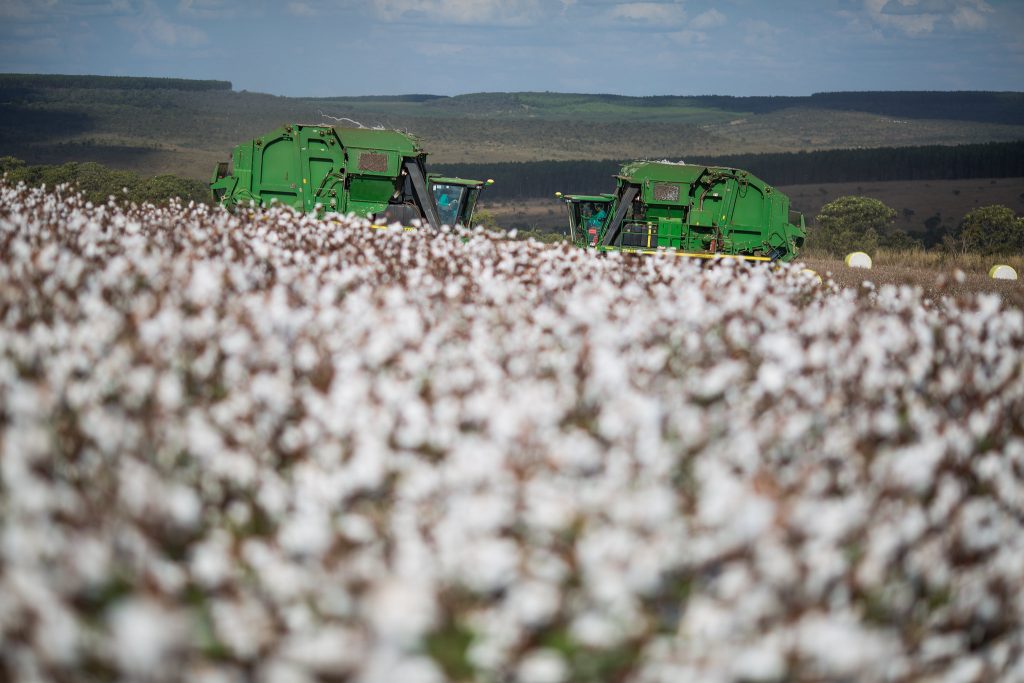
{"left": 988, "top": 264, "right": 1018, "bottom": 280}
{"left": 802, "top": 268, "right": 823, "bottom": 284}
{"left": 844, "top": 251, "right": 872, "bottom": 269}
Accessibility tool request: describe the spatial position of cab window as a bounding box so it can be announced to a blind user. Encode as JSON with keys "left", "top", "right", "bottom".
{"left": 432, "top": 183, "right": 467, "bottom": 226}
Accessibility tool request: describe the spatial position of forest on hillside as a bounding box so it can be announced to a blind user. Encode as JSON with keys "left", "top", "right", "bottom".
{"left": 435, "top": 141, "right": 1024, "bottom": 200}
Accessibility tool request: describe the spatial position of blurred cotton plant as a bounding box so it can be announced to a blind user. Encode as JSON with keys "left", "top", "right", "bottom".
{"left": 1, "top": 181, "right": 1023, "bottom": 682}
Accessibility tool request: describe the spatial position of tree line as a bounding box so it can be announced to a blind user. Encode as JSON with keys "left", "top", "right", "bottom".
{"left": 812, "top": 195, "right": 1024, "bottom": 257}
{"left": 433, "top": 140, "right": 1024, "bottom": 200}
{"left": 0, "top": 74, "right": 232, "bottom": 92}
{"left": 684, "top": 91, "right": 1024, "bottom": 125}
{"left": 0, "top": 157, "right": 209, "bottom": 206}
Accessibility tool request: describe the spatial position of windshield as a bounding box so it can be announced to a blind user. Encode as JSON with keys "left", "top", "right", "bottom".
{"left": 570, "top": 200, "right": 610, "bottom": 245}
{"left": 432, "top": 183, "right": 467, "bottom": 227}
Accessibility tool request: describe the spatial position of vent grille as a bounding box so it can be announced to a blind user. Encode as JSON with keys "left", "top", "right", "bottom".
{"left": 358, "top": 152, "right": 389, "bottom": 172}
{"left": 653, "top": 183, "right": 680, "bottom": 202}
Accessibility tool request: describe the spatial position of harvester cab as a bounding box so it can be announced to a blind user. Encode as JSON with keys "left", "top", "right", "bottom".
{"left": 554, "top": 192, "right": 615, "bottom": 246}
{"left": 558, "top": 161, "right": 807, "bottom": 262}
{"left": 210, "top": 124, "right": 491, "bottom": 229}
{"left": 428, "top": 176, "right": 494, "bottom": 228}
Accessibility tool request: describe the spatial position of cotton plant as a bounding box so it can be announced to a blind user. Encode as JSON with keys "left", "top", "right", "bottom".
{"left": 0, "top": 181, "right": 1022, "bottom": 682}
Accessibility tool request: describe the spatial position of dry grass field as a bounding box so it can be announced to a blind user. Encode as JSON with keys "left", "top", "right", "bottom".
{"left": 801, "top": 250, "right": 1024, "bottom": 307}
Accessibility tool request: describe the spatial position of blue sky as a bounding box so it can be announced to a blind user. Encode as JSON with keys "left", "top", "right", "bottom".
{"left": 1, "top": 0, "right": 1022, "bottom": 96}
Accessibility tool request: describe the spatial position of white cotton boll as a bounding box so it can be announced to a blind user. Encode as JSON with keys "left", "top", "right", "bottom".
{"left": 956, "top": 499, "right": 1002, "bottom": 553}
{"left": 516, "top": 649, "right": 568, "bottom": 683}
{"left": 150, "top": 558, "right": 188, "bottom": 594}
{"left": 523, "top": 481, "right": 577, "bottom": 533}
{"left": 679, "top": 596, "right": 733, "bottom": 642}
{"left": 36, "top": 605, "right": 79, "bottom": 665}
{"left": 506, "top": 579, "right": 560, "bottom": 627}
{"left": 108, "top": 599, "right": 187, "bottom": 675}
{"left": 791, "top": 495, "right": 867, "bottom": 543}
{"left": 919, "top": 633, "right": 967, "bottom": 663}
{"left": 339, "top": 514, "right": 377, "bottom": 544}
{"left": 941, "top": 657, "right": 985, "bottom": 683}
{"left": 278, "top": 626, "right": 363, "bottom": 673}
{"left": 366, "top": 579, "right": 438, "bottom": 647}
{"left": 72, "top": 537, "right": 111, "bottom": 584}
{"left": 294, "top": 341, "right": 318, "bottom": 372}
{"left": 460, "top": 537, "right": 520, "bottom": 593}
{"left": 525, "top": 548, "right": 570, "bottom": 585}
{"left": 190, "top": 532, "right": 233, "bottom": 588}
{"left": 570, "top": 611, "right": 622, "bottom": 648}
{"left": 212, "top": 597, "right": 275, "bottom": 660}
{"left": 548, "top": 430, "right": 604, "bottom": 474}
{"left": 730, "top": 638, "right": 786, "bottom": 682}
{"left": 241, "top": 541, "right": 311, "bottom": 600}
{"left": 257, "top": 659, "right": 316, "bottom": 683}
{"left": 220, "top": 328, "right": 252, "bottom": 356}
{"left": 278, "top": 508, "right": 333, "bottom": 557}
{"left": 697, "top": 467, "right": 774, "bottom": 545}
{"left": 756, "top": 361, "right": 787, "bottom": 394}
{"left": 357, "top": 653, "right": 445, "bottom": 683}
{"left": 694, "top": 360, "right": 746, "bottom": 399}
{"left": 166, "top": 483, "right": 202, "bottom": 528}
{"left": 795, "top": 613, "right": 899, "bottom": 678}
{"left": 157, "top": 371, "right": 183, "bottom": 410}
{"left": 187, "top": 665, "right": 247, "bottom": 683}
{"left": 189, "top": 261, "right": 222, "bottom": 305}
{"left": 881, "top": 441, "right": 946, "bottom": 493}
{"left": 187, "top": 412, "right": 226, "bottom": 460}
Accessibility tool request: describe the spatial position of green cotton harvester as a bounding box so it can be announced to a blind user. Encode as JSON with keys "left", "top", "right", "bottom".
{"left": 557, "top": 161, "right": 806, "bottom": 262}
{"left": 210, "top": 123, "right": 491, "bottom": 228}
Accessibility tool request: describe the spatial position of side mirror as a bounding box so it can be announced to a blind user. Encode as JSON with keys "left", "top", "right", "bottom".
{"left": 554, "top": 192, "right": 563, "bottom": 198}
{"left": 486, "top": 179, "right": 495, "bottom": 186}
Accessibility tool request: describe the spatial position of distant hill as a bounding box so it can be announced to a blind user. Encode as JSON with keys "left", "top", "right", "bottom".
{"left": 2, "top": 74, "right": 1023, "bottom": 177}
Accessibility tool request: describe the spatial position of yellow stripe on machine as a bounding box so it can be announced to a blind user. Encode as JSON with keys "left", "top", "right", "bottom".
{"left": 370, "top": 224, "right": 418, "bottom": 232}
{"left": 617, "top": 248, "right": 771, "bottom": 262}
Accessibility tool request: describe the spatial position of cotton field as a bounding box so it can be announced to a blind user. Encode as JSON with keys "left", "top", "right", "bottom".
{"left": 2, "top": 182, "right": 1023, "bottom": 683}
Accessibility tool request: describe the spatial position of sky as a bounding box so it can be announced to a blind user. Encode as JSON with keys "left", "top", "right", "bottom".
{"left": 1, "top": 0, "right": 1023, "bottom": 97}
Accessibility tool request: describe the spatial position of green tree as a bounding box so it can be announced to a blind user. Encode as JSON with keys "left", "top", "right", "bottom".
{"left": 879, "top": 229, "right": 923, "bottom": 252}
{"left": 947, "top": 205, "right": 1024, "bottom": 255}
{"left": 812, "top": 196, "right": 895, "bottom": 256}
{"left": 471, "top": 207, "right": 500, "bottom": 230}
{"left": 0, "top": 156, "right": 26, "bottom": 175}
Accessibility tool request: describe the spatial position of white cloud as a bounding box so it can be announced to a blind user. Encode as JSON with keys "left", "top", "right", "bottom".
{"left": 140, "top": 15, "right": 207, "bottom": 47}
{"left": 667, "top": 29, "right": 708, "bottom": 45}
{"left": 865, "top": 0, "right": 994, "bottom": 36}
{"left": 607, "top": 1, "right": 685, "bottom": 24}
{"left": 690, "top": 8, "right": 725, "bottom": 30}
{"left": 287, "top": 2, "right": 316, "bottom": 17}
{"left": 414, "top": 42, "right": 467, "bottom": 57}
{"left": 117, "top": 1, "right": 208, "bottom": 53}
{"left": 741, "top": 19, "right": 784, "bottom": 49}
{"left": 177, "top": 0, "right": 242, "bottom": 18}
{"left": 0, "top": 0, "right": 135, "bottom": 20}
{"left": 951, "top": 3, "right": 992, "bottom": 30}
{"left": 372, "top": 0, "right": 542, "bottom": 26}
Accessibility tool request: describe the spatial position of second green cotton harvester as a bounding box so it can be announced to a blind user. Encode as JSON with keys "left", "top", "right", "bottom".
{"left": 558, "top": 161, "right": 806, "bottom": 261}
